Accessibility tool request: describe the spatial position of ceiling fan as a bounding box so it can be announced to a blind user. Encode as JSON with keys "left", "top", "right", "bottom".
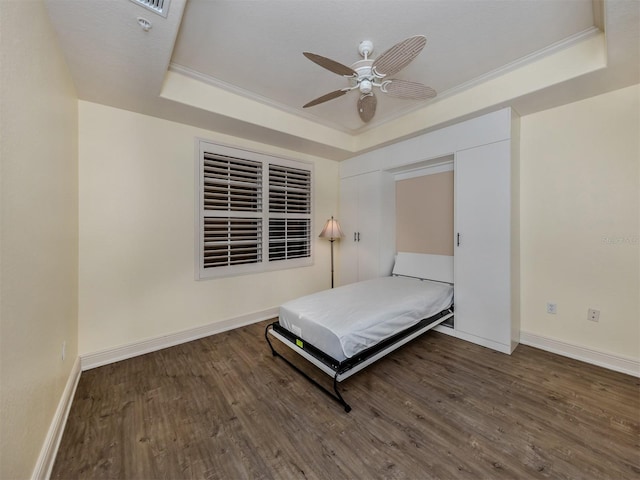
{"left": 302, "top": 35, "right": 437, "bottom": 123}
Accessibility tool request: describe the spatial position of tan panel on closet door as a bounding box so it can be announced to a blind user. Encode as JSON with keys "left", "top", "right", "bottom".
{"left": 396, "top": 171, "right": 454, "bottom": 255}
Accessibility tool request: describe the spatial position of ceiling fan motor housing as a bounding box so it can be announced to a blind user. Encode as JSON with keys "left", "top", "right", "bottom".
{"left": 351, "top": 60, "right": 378, "bottom": 93}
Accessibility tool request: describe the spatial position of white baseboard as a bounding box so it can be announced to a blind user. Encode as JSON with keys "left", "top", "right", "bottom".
{"left": 80, "top": 307, "right": 279, "bottom": 371}
{"left": 433, "top": 324, "right": 455, "bottom": 336}
{"left": 432, "top": 325, "right": 513, "bottom": 354}
{"left": 520, "top": 331, "right": 640, "bottom": 378}
{"left": 31, "top": 357, "right": 81, "bottom": 480}
{"left": 455, "top": 330, "right": 513, "bottom": 354}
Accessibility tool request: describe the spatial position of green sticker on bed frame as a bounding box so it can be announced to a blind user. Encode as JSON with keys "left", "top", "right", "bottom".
{"left": 296, "top": 339, "right": 303, "bottom": 348}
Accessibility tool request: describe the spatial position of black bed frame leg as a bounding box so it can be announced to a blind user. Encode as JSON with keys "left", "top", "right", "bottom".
{"left": 265, "top": 322, "right": 352, "bottom": 413}
{"left": 265, "top": 323, "right": 277, "bottom": 356}
{"left": 333, "top": 374, "right": 352, "bottom": 412}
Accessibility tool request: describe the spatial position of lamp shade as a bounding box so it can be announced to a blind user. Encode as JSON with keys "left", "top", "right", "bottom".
{"left": 319, "top": 216, "right": 344, "bottom": 240}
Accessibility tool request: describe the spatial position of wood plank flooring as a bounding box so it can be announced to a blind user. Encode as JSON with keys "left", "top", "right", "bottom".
{"left": 52, "top": 320, "right": 639, "bottom": 479}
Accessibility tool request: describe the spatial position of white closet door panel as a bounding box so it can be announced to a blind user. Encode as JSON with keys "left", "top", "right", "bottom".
{"left": 455, "top": 141, "right": 511, "bottom": 346}
{"left": 339, "top": 176, "right": 359, "bottom": 285}
{"left": 356, "top": 172, "right": 381, "bottom": 281}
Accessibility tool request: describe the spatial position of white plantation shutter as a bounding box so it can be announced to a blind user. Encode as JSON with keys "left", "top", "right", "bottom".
{"left": 269, "top": 219, "right": 311, "bottom": 261}
{"left": 203, "top": 217, "right": 262, "bottom": 268}
{"left": 197, "top": 141, "right": 313, "bottom": 279}
{"left": 268, "top": 164, "right": 311, "bottom": 214}
{"left": 203, "top": 154, "right": 262, "bottom": 212}
{"left": 268, "top": 164, "right": 312, "bottom": 262}
{"left": 202, "top": 153, "right": 263, "bottom": 270}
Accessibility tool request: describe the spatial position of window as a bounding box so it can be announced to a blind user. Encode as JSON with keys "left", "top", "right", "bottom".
{"left": 196, "top": 140, "right": 313, "bottom": 279}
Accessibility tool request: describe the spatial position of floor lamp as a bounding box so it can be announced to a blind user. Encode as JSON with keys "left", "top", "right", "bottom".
{"left": 319, "top": 216, "right": 344, "bottom": 288}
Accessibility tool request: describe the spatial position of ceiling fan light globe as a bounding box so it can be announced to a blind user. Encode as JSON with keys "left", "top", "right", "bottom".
{"left": 359, "top": 79, "right": 373, "bottom": 94}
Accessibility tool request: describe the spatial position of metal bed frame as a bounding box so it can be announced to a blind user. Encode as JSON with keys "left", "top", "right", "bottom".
{"left": 265, "top": 306, "right": 454, "bottom": 412}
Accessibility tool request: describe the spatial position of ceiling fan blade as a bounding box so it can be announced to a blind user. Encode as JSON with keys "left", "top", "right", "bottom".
{"left": 303, "top": 52, "right": 357, "bottom": 77}
{"left": 357, "top": 93, "right": 377, "bottom": 123}
{"left": 372, "top": 35, "right": 427, "bottom": 77}
{"left": 303, "top": 89, "right": 348, "bottom": 108}
{"left": 383, "top": 79, "right": 437, "bottom": 100}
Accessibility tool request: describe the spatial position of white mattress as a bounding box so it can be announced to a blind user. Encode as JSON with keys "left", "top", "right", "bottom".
{"left": 279, "top": 276, "right": 453, "bottom": 362}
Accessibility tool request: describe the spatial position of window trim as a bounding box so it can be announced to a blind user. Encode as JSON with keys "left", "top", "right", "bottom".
{"left": 195, "top": 139, "right": 314, "bottom": 280}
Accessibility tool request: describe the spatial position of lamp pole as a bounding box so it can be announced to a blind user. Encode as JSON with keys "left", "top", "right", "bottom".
{"left": 319, "top": 216, "right": 344, "bottom": 288}
{"left": 329, "top": 236, "right": 336, "bottom": 288}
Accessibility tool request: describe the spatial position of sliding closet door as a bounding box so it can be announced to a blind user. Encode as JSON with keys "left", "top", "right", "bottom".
{"left": 455, "top": 140, "right": 512, "bottom": 349}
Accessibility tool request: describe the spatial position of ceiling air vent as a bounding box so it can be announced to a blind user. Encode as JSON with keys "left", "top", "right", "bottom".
{"left": 130, "top": 0, "right": 170, "bottom": 18}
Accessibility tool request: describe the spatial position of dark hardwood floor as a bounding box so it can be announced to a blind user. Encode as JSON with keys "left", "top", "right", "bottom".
{"left": 52, "top": 320, "right": 639, "bottom": 479}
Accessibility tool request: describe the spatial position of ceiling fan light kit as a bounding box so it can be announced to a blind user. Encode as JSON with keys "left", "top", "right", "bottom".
{"left": 302, "top": 35, "right": 436, "bottom": 123}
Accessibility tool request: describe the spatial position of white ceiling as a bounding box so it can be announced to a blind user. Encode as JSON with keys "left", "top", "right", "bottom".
{"left": 171, "top": 0, "right": 595, "bottom": 132}
{"left": 45, "top": 0, "right": 639, "bottom": 160}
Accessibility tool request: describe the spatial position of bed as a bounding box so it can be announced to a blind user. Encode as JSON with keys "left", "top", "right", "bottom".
{"left": 265, "top": 252, "right": 454, "bottom": 412}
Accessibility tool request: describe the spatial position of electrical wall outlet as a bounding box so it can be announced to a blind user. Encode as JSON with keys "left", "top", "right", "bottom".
{"left": 546, "top": 302, "right": 557, "bottom": 314}
{"left": 588, "top": 309, "right": 600, "bottom": 322}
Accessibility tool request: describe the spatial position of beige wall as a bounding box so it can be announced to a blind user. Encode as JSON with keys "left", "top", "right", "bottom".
{"left": 0, "top": 1, "right": 79, "bottom": 478}
{"left": 520, "top": 84, "right": 639, "bottom": 360}
{"left": 396, "top": 171, "right": 454, "bottom": 255}
{"left": 78, "top": 102, "right": 339, "bottom": 355}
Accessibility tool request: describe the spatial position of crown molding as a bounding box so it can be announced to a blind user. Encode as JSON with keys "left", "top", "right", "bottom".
{"left": 168, "top": 62, "right": 356, "bottom": 134}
